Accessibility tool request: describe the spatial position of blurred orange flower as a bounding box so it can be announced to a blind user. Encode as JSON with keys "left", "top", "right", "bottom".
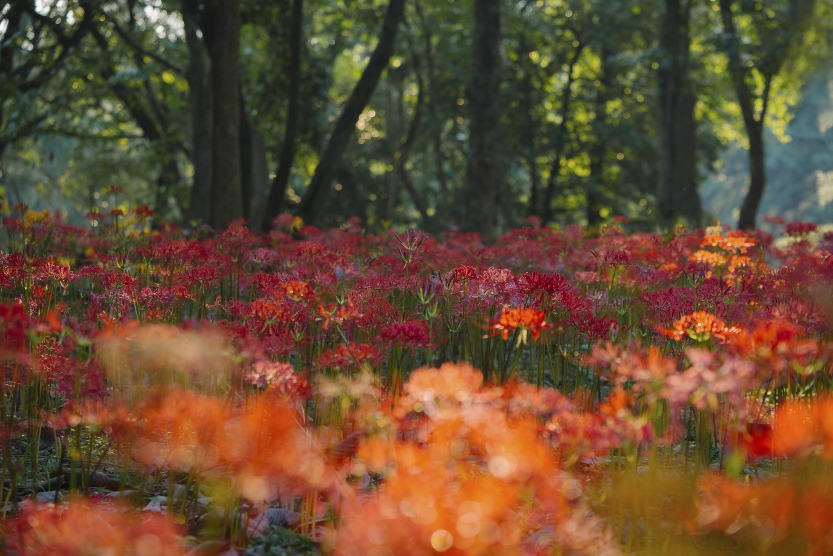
{"left": 6, "top": 496, "right": 186, "bottom": 555}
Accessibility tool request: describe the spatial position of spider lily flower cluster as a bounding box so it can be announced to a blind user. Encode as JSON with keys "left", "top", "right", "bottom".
{"left": 0, "top": 207, "right": 831, "bottom": 554}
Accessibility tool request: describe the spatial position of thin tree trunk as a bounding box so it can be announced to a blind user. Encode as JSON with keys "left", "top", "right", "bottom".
{"left": 414, "top": 1, "right": 451, "bottom": 225}
{"left": 718, "top": 0, "right": 783, "bottom": 230}
{"left": 462, "top": 0, "right": 501, "bottom": 239}
{"left": 393, "top": 36, "right": 430, "bottom": 227}
{"left": 299, "top": 0, "right": 406, "bottom": 224}
{"left": 262, "top": 0, "right": 303, "bottom": 231}
{"left": 738, "top": 121, "right": 766, "bottom": 230}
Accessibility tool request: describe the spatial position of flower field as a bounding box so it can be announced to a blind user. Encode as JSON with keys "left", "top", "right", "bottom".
{"left": 1, "top": 207, "right": 832, "bottom": 555}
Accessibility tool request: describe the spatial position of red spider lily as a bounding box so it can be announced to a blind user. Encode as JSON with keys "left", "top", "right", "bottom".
{"left": 602, "top": 249, "right": 630, "bottom": 267}
{"left": 489, "top": 306, "right": 549, "bottom": 344}
{"left": 318, "top": 300, "right": 359, "bottom": 330}
{"left": 515, "top": 270, "right": 568, "bottom": 306}
{"left": 278, "top": 280, "right": 315, "bottom": 301}
{"left": 133, "top": 204, "right": 154, "bottom": 219}
{"left": 471, "top": 267, "right": 520, "bottom": 306}
{"left": 251, "top": 298, "right": 293, "bottom": 324}
{"left": 319, "top": 342, "right": 382, "bottom": 369}
{"left": 380, "top": 319, "right": 431, "bottom": 348}
{"left": 452, "top": 265, "right": 478, "bottom": 281}
{"left": 785, "top": 221, "right": 818, "bottom": 237}
{"left": 244, "top": 360, "right": 310, "bottom": 398}
{"left": 0, "top": 301, "right": 31, "bottom": 351}
{"left": 296, "top": 240, "right": 328, "bottom": 258}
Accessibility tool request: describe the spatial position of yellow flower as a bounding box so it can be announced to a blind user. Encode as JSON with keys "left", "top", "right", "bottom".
{"left": 23, "top": 209, "right": 48, "bottom": 226}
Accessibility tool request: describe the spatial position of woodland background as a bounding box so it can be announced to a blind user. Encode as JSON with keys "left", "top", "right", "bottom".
{"left": 2, "top": 0, "right": 833, "bottom": 236}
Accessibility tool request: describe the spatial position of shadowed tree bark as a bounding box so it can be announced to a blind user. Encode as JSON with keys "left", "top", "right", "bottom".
{"left": 462, "top": 0, "right": 502, "bottom": 239}
{"left": 657, "top": 0, "right": 701, "bottom": 226}
{"left": 298, "top": 0, "right": 406, "bottom": 225}
{"left": 262, "top": 0, "right": 303, "bottom": 231}
{"left": 182, "top": 0, "right": 212, "bottom": 224}
{"left": 204, "top": 0, "right": 243, "bottom": 230}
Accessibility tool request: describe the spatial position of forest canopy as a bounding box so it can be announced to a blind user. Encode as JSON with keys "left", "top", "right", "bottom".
{"left": 2, "top": 0, "right": 832, "bottom": 235}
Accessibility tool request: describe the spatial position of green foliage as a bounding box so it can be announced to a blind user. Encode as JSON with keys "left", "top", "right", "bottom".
{"left": 1, "top": 0, "right": 831, "bottom": 229}
{"left": 244, "top": 526, "right": 322, "bottom": 556}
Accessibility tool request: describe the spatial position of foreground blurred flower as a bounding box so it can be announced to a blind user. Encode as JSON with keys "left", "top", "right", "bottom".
{"left": 5, "top": 496, "right": 186, "bottom": 555}
{"left": 96, "top": 323, "right": 235, "bottom": 402}
{"left": 243, "top": 360, "right": 310, "bottom": 398}
{"left": 694, "top": 473, "right": 833, "bottom": 554}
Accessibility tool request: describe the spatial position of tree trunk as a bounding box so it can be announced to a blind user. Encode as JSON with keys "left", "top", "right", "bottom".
{"left": 183, "top": 0, "right": 212, "bottom": 225}
{"left": 392, "top": 41, "right": 430, "bottom": 227}
{"left": 718, "top": 0, "right": 791, "bottom": 230}
{"left": 262, "top": 0, "right": 303, "bottom": 231}
{"left": 657, "top": 0, "right": 701, "bottom": 226}
{"left": 239, "top": 93, "right": 268, "bottom": 224}
{"left": 738, "top": 121, "right": 765, "bottom": 230}
{"left": 299, "top": 0, "right": 406, "bottom": 225}
{"left": 462, "top": 0, "right": 502, "bottom": 239}
{"left": 154, "top": 158, "right": 182, "bottom": 220}
{"left": 240, "top": 103, "right": 269, "bottom": 228}
{"left": 205, "top": 0, "right": 243, "bottom": 230}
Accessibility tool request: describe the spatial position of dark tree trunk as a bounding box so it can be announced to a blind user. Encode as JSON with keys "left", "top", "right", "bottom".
{"left": 262, "top": 0, "right": 303, "bottom": 231}
{"left": 183, "top": 0, "right": 212, "bottom": 224}
{"left": 154, "top": 158, "right": 183, "bottom": 219}
{"left": 657, "top": 0, "right": 701, "bottom": 226}
{"left": 240, "top": 99, "right": 269, "bottom": 227}
{"left": 204, "top": 0, "right": 243, "bottom": 230}
{"left": 738, "top": 121, "right": 766, "bottom": 230}
{"left": 414, "top": 1, "right": 451, "bottom": 227}
{"left": 299, "top": 0, "right": 406, "bottom": 225}
{"left": 462, "top": 0, "right": 502, "bottom": 239}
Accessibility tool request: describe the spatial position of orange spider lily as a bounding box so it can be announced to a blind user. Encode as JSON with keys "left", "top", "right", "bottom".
{"left": 489, "top": 306, "right": 549, "bottom": 345}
